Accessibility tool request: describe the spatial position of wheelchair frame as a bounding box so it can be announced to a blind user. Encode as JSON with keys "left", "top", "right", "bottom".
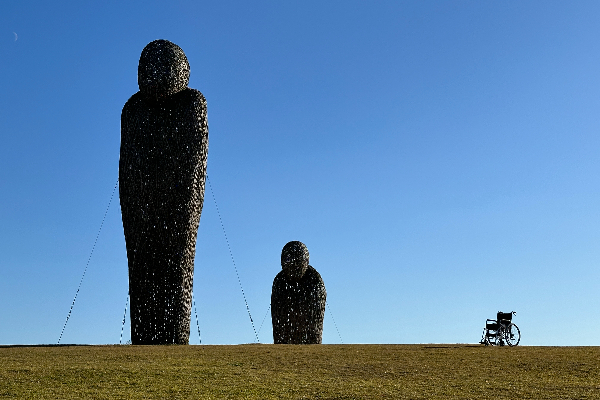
{"left": 480, "top": 311, "right": 520, "bottom": 346}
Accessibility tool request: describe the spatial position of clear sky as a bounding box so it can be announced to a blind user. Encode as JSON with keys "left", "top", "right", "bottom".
{"left": 1, "top": 1, "right": 600, "bottom": 346}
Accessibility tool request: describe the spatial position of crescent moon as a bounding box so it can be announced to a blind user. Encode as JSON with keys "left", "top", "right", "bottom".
{"left": 13, "top": 32, "right": 17, "bottom": 41}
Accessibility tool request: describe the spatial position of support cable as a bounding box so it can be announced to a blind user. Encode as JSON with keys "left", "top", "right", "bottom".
{"left": 206, "top": 175, "right": 259, "bottom": 343}
{"left": 257, "top": 304, "right": 271, "bottom": 337}
{"left": 326, "top": 300, "right": 344, "bottom": 344}
{"left": 119, "top": 292, "right": 129, "bottom": 344}
{"left": 58, "top": 179, "right": 119, "bottom": 344}
{"left": 193, "top": 293, "right": 202, "bottom": 344}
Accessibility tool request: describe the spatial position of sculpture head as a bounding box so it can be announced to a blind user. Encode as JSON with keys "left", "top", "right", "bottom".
{"left": 138, "top": 39, "right": 190, "bottom": 100}
{"left": 281, "top": 241, "right": 309, "bottom": 280}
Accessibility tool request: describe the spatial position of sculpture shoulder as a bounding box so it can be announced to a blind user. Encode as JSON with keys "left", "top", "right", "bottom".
{"left": 305, "top": 266, "right": 326, "bottom": 297}
{"left": 272, "top": 270, "right": 287, "bottom": 286}
{"left": 272, "top": 266, "right": 325, "bottom": 287}
{"left": 181, "top": 88, "right": 207, "bottom": 105}
{"left": 179, "top": 88, "right": 207, "bottom": 118}
{"left": 305, "top": 265, "right": 324, "bottom": 284}
{"left": 121, "top": 92, "right": 145, "bottom": 118}
{"left": 121, "top": 89, "right": 206, "bottom": 114}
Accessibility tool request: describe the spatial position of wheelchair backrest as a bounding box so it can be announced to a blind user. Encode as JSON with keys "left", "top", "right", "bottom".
{"left": 497, "top": 311, "right": 513, "bottom": 323}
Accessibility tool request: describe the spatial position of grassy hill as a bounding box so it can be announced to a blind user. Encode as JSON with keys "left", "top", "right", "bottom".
{"left": 1, "top": 344, "right": 599, "bottom": 399}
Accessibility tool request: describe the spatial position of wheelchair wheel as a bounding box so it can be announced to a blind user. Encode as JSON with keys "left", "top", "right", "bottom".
{"left": 504, "top": 323, "right": 520, "bottom": 346}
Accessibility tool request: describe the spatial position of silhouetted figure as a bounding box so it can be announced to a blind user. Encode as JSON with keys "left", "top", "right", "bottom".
{"left": 119, "top": 40, "right": 208, "bottom": 345}
{"left": 271, "top": 241, "right": 326, "bottom": 344}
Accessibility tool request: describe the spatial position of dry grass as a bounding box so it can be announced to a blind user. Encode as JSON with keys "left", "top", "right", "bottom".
{"left": 1, "top": 344, "right": 600, "bottom": 399}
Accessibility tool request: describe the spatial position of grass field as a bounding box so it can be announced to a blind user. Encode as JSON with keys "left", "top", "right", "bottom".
{"left": 1, "top": 344, "right": 600, "bottom": 399}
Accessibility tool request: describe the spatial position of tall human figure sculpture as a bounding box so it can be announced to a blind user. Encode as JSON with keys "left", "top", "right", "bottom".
{"left": 119, "top": 40, "right": 208, "bottom": 345}
{"left": 271, "top": 241, "right": 326, "bottom": 344}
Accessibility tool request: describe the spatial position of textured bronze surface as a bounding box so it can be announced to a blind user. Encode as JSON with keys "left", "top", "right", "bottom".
{"left": 271, "top": 241, "right": 326, "bottom": 344}
{"left": 119, "top": 40, "right": 208, "bottom": 345}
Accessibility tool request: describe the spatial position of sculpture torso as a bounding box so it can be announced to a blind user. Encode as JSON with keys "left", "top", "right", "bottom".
{"left": 120, "top": 88, "right": 208, "bottom": 225}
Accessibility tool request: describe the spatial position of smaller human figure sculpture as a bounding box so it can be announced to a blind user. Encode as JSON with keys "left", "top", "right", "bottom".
{"left": 271, "top": 241, "right": 326, "bottom": 344}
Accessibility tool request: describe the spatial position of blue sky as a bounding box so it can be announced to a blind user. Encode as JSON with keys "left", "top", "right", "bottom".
{"left": 1, "top": 1, "right": 600, "bottom": 345}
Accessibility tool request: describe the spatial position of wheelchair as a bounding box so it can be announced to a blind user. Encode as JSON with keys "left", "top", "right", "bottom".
{"left": 480, "top": 311, "right": 520, "bottom": 346}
